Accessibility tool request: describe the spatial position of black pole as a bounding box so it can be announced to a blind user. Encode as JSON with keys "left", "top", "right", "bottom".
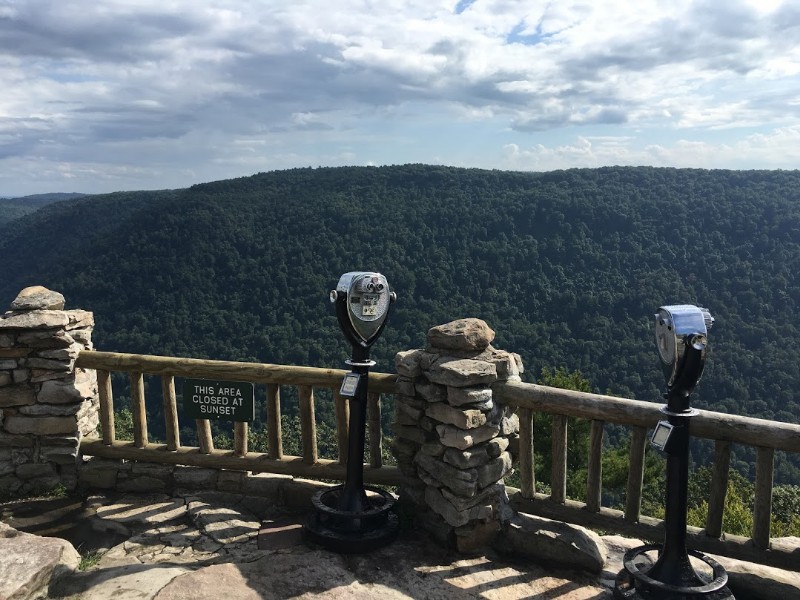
{"left": 646, "top": 408, "right": 698, "bottom": 585}
{"left": 338, "top": 346, "right": 371, "bottom": 514}
{"left": 647, "top": 342, "right": 705, "bottom": 586}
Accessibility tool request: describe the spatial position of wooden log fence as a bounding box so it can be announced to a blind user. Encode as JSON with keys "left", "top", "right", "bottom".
{"left": 76, "top": 350, "right": 800, "bottom": 570}
{"left": 496, "top": 380, "right": 800, "bottom": 570}
{"left": 76, "top": 350, "right": 399, "bottom": 485}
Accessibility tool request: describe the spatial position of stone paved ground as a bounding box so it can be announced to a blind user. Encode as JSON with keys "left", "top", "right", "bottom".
{"left": 6, "top": 491, "right": 611, "bottom": 599}
{"left": 2, "top": 492, "right": 799, "bottom": 599}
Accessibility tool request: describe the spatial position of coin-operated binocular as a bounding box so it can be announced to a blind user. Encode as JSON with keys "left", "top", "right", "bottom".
{"left": 615, "top": 305, "right": 732, "bottom": 600}
{"left": 304, "top": 272, "right": 399, "bottom": 553}
{"left": 330, "top": 272, "right": 396, "bottom": 361}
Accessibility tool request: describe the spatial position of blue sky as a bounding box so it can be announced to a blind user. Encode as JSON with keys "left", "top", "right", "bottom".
{"left": 1, "top": 0, "right": 799, "bottom": 196}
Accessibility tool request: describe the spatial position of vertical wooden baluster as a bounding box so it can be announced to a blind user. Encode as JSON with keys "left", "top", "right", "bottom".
{"left": 267, "top": 384, "right": 283, "bottom": 460}
{"left": 753, "top": 446, "right": 775, "bottom": 550}
{"left": 586, "top": 419, "right": 605, "bottom": 513}
{"left": 298, "top": 385, "right": 318, "bottom": 464}
{"left": 551, "top": 415, "right": 568, "bottom": 504}
{"left": 368, "top": 392, "right": 382, "bottom": 468}
{"left": 131, "top": 372, "right": 148, "bottom": 448}
{"left": 161, "top": 374, "right": 180, "bottom": 451}
{"left": 97, "top": 370, "right": 115, "bottom": 445}
{"left": 234, "top": 422, "right": 248, "bottom": 457}
{"left": 706, "top": 440, "right": 731, "bottom": 538}
{"left": 519, "top": 408, "right": 535, "bottom": 498}
{"left": 334, "top": 389, "right": 350, "bottom": 465}
{"left": 196, "top": 419, "right": 214, "bottom": 454}
{"left": 625, "top": 426, "right": 648, "bottom": 523}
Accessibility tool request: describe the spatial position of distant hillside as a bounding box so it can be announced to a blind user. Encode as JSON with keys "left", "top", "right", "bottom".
{"left": 2, "top": 165, "right": 800, "bottom": 480}
{"left": 0, "top": 192, "right": 86, "bottom": 226}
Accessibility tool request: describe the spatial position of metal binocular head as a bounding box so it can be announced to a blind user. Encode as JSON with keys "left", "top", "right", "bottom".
{"left": 654, "top": 304, "right": 714, "bottom": 390}
{"left": 330, "top": 272, "right": 396, "bottom": 348}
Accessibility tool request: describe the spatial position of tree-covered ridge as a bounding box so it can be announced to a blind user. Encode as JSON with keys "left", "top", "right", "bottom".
{"left": 0, "top": 192, "right": 86, "bottom": 226}
{"left": 1, "top": 165, "right": 799, "bottom": 479}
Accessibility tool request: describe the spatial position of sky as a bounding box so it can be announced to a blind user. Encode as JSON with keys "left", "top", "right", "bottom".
{"left": 1, "top": 0, "right": 799, "bottom": 197}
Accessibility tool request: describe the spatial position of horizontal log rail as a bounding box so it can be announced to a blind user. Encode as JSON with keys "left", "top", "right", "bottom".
{"left": 75, "top": 350, "right": 396, "bottom": 393}
{"left": 80, "top": 439, "right": 401, "bottom": 485}
{"left": 496, "top": 381, "right": 800, "bottom": 452}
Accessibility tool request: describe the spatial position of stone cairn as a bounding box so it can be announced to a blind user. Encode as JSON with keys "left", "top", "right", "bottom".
{"left": 0, "top": 286, "right": 98, "bottom": 496}
{"left": 392, "top": 318, "right": 523, "bottom": 552}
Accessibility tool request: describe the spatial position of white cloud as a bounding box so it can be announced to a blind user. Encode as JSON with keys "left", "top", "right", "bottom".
{"left": 0, "top": 0, "right": 798, "bottom": 195}
{"left": 502, "top": 126, "right": 800, "bottom": 171}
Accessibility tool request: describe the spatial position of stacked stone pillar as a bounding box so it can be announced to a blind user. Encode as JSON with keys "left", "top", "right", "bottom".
{"left": 0, "top": 286, "right": 99, "bottom": 496}
{"left": 392, "top": 318, "right": 522, "bottom": 552}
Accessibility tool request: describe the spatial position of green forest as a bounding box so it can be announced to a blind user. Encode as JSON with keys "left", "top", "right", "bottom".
{"left": 2, "top": 165, "right": 800, "bottom": 495}
{"left": 0, "top": 193, "right": 84, "bottom": 227}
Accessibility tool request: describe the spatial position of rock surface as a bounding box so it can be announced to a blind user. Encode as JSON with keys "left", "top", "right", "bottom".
{"left": 716, "top": 554, "right": 800, "bottom": 600}
{"left": 425, "top": 358, "right": 497, "bottom": 388}
{"left": 499, "top": 512, "right": 608, "bottom": 574}
{"left": 0, "top": 521, "right": 79, "bottom": 600}
{"left": 427, "top": 318, "right": 495, "bottom": 352}
{"left": 0, "top": 311, "right": 71, "bottom": 330}
{"left": 10, "top": 286, "right": 66, "bottom": 311}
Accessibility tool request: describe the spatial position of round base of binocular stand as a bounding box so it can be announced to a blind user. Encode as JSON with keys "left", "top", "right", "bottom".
{"left": 303, "top": 484, "right": 399, "bottom": 554}
{"left": 614, "top": 544, "right": 733, "bottom": 600}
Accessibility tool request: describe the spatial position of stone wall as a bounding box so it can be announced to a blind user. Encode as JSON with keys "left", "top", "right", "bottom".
{"left": 78, "top": 459, "right": 332, "bottom": 512}
{"left": 391, "top": 318, "right": 607, "bottom": 571}
{"left": 392, "top": 318, "right": 522, "bottom": 552}
{"left": 0, "top": 287, "right": 99, "bottom": 496}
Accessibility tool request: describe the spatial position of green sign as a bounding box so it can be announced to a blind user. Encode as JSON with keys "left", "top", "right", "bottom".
{"left": 182, "top": 379, "right": 254, "bottom": 422}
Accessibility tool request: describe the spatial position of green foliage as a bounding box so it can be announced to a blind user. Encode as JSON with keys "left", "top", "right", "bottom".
{"left": 78, "top": 550, "right": 103, "bottom": 571}
{"left": 538, "top": 366, "right": 593, "bottom": 393}
{"left": 44, "top": 484, "right": 69, "bottom": 499}
{"left": 685, "top": 466, "right": 800, "bottom": 537}
{"left": 112, "top": 408, "right": 135, "bottom": 441}
{"left": 0, "top": 193, "right": 83, "bottom": 226}
{"left": 602, "top": 440, "right": 666, "bottom": 518}
{"left": 532, "top": 367, "right": 592, "bottom": 497}
{"left": 505, "top": 367, "right": 593, "bottom": 495}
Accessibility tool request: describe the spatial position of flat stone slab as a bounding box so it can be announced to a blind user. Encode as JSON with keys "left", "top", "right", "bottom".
{"left": 0, "top": 310, "right": 70, "bottom": 330}
{"left": 94, "top": 494, "right": 187, "bottom": 536}
{"left": 52, "top": 563, "right": 190, "bottom": 600}
{"left": 426, "top": 358, "right": 497, "bottom": 388}
{"left": 257, "top": 516, "right": 304, "bottom": 551}
{"left": 187, "top": 499, "right": 260, "bottom": 544}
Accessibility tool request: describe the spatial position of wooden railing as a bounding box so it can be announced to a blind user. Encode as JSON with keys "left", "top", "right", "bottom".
{"left": 76, "top": 351, "right": 401, "bottom": 485}
{"left": 498, "top": 381, "right": 800, "bottom": 570}
{"left": 76, "top": 350, "right": 800, "bottom": 570}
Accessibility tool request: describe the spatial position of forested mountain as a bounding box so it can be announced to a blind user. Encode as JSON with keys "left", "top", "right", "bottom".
{"left": 2, "top": 165, "right": 799, "bottom": 480}
{"left": 0, "top": 192, "right": 86, "bottom": 226}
